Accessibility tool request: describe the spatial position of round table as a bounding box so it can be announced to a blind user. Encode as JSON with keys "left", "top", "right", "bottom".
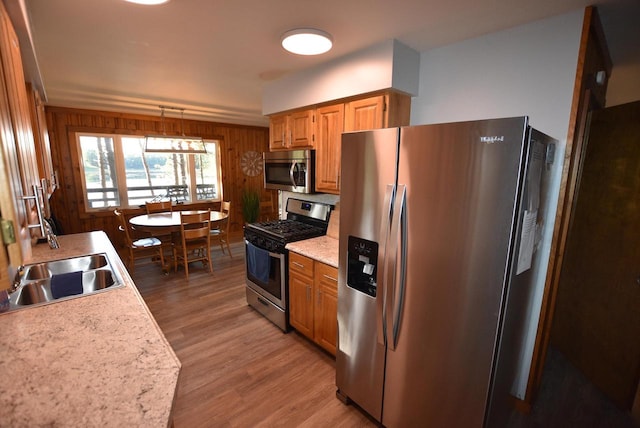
{"left": 129, "top": 210, "right": 228, "bottom": 233}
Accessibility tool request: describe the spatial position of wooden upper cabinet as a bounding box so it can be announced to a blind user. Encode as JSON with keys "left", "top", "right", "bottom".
{"left": 345, "top": 92, "right": 411, "bottom": 131}
{"left": 316, "top": 91, "right": 411, "bottom": 194}
{"left": 0, "top": 9, "right": 39, "bottom": 196}
{"left": 269, "top": 108, "right": 315, "bottom": 150}
{"left": 315, "top": 103, "right": 344, "bottom": 194}
{"left": 0, "top": 0, "right": 37, "bottom": 275}
{"left": 27, "top": 84, "right": 55, "bottom": 196}
{"left": 269, "top": 113, "right": 287, "bottom": 150}
{"left": 270, "top": 91, "right": 411, "bottom": 194}
{"left": 344, "top": 95, "right": 385, "bottom": 131}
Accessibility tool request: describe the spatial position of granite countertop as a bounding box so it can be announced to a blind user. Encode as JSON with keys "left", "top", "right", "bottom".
{"left": 286, "top": 235, "right": 339, "bottom": 268}
{"left": 0, "top": 231, "right": 181, "bottom": 427}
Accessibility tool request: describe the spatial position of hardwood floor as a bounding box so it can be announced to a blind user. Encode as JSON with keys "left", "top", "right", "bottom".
{"left": 130, "top": 240, "right": 638, "bottom": 428}
{"left": 130, "top": 241, "right": 375, "bottom": 427}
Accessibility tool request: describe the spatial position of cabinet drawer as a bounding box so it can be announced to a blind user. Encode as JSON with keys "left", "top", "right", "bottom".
{"left": 316, "top": 262, "right": 338, "bottom": 294}
{"left": 289, "top": 252, "right": 314, "bottom": 277}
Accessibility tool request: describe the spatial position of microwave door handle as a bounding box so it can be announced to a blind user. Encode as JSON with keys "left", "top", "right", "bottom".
{"left": 289, "top": 161, "right": 298, "bottom": 189}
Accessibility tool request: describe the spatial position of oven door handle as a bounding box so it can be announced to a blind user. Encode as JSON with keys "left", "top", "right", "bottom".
{"left": 244, "top": 239, "right": 285, "bottom": 259}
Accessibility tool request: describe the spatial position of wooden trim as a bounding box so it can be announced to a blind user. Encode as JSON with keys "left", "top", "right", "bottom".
{"left": 45, "top": 105, "right": 268, "bottom": 132}
{"left": 523, "top": 6, "right": 612, "bottom": 407}
{"left": 633, "top": 379, "right": 640, "bottom": 423}
{"left": 268, "top": 89, "right": 411, "bottom": 117}
{"left": 511, "top": 396, "right": 532, "bottom": 414}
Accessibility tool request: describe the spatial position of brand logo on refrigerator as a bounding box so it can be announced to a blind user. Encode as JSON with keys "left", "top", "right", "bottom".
{"left": 480, "top": 136, "right": 505, "bottom": 144}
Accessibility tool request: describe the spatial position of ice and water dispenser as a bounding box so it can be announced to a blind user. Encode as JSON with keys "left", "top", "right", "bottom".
{"left": 347, "top": 236, "right": 378, "bottom": 297}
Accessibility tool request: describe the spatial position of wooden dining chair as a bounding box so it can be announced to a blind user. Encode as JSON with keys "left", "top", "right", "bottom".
{"left": 210, "top": 201, "right": 232, "bottom": 257}
{"left": 144, "top": 199, "right": 174, "bottom": 248}
{"left": 259, "top": 192, "right": 277, "bottom": 221}
{"left": 173, "top": 210, "right": 213, "bottom": 279}
{"left": 114, "top": 208, "right": 165, "bottom": 274}
{"left": 145, "top": 200, "right": 172, "bottom": 214}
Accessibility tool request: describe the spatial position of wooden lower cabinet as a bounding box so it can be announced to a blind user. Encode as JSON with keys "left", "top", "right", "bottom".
{"left": 289, "top": 251, "right": 338, "bottom": 356}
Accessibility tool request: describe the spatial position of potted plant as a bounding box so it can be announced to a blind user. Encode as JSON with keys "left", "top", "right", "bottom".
{"left": 241, "top": 188, "right": 260, "bottom": 224}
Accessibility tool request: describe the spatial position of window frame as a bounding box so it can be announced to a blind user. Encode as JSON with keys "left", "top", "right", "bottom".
{"left": 75, "top": 132, "right": 223, "bottom": 212}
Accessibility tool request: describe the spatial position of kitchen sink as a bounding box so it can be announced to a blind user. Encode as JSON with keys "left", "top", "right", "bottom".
{"left": 25, "top": 254, "right": 109, "bottom": 280}
{"left": 9, "top": 253, "right": 124, "bottom": 309}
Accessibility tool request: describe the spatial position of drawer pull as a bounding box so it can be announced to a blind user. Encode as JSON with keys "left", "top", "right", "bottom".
{"left": 322, "top": 274, "right": 337, "bottom": 282}
{"left": 292, "top": 261, "right": 305, "bottom": 268}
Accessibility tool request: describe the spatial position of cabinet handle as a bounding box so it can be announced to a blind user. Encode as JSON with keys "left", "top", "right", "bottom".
{"left": 316, "top": 289, "right": 322, "bottom": 305}
{"left": 292, "top": 261, "right": 305, "bottom": 268}
{"left": 322, "top": 274, "right": 337, "bottom": 282}
{"left": 306, "top": 285, "right": 311, "bottom": 301}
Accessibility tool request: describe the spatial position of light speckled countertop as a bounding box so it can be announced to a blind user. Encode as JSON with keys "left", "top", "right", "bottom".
{"left": 286, "top": 235, "right": 339, "bottom": 268}
{"left": 0, "top": 231, "right": 181, "bottom": 427}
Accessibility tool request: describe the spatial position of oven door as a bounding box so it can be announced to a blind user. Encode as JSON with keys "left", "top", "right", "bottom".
{"left": 245, "top": 240, "right": 286, "bottom": 309}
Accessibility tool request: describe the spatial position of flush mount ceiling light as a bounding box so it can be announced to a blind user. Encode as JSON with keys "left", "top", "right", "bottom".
{"left": 124, "top": 0, "right": 170, "bottom": 5}
{"left": 145, "top": 106, "right": 207, "bottom": 154}
{"left": 281, "top": 28, "right": 333, "bottom": 55}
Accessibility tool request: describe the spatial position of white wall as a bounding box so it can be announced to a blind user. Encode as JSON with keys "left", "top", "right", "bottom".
{"left": 410, "top": 10, "right": 584, "bottom": 398}
{"left": 262, "top": 39, "right": 419, "bottom": 115}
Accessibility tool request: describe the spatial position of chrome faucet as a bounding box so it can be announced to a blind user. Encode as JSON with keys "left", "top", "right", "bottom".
{"left": 43, "top": 221, "right": 60, "bottom": 249}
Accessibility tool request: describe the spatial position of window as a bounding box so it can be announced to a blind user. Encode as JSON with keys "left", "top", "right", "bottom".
{"left": 77, "top": 133, "right": 222, "bottom": 210}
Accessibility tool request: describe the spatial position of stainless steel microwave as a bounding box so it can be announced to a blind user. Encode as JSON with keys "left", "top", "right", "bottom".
{"left": 263, "top": 150, "right": 315, "bottom": 193}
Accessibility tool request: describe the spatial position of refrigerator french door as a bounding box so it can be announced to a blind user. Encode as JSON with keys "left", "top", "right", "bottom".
{"left": 336, "top": 117, "right": 555, "bottom": 427}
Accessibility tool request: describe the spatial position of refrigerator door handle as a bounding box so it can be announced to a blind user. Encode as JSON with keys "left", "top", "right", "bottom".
{"left": 377, "top": 184, "right": 395, "bottom": 346}
{"left": 391, "top": 185, "right": 408, "bottom": 349}
{"left": 385, "top": 184, "right": 405, "bottom": 351}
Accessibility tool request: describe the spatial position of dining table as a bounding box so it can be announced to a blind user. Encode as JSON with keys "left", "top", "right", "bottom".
{"left": 129, "top": 210, "right": 229, "bottom": 274}
{"left": 129, "top": 210, "right": 228, "bottom": 234}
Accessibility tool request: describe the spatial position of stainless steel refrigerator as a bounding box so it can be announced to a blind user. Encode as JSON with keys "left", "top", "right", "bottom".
{"left": 336, "top": 117, "right": 556, "bottom": 427}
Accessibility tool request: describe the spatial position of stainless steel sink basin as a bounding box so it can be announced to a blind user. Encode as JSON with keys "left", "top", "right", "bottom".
{"left": 25, "top": 254, "right": 109, "bottom": 280}
{"left": 9, "top": 253, "right": 124, "bottom": 309}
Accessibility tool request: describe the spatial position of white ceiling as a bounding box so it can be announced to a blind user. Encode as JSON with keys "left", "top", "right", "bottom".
{"left": 20, "top": 0, "right": 640, "bottom": 127}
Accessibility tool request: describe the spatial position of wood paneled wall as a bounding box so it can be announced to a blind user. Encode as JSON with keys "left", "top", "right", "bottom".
{"left": 44, "top": 106, "right": 276, "bottom": 249}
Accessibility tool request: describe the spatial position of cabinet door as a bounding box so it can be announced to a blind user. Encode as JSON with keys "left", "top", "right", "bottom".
{"left": 289, "top": 252, "right": 315, "bottom": 337}
{"left": 289, "top": 271, "right": 314, "bottom": 338}
{"left": 315, "top": 262, "right": 338, "bottom": 356}
{"left": 345, "top": 95, "right": 385, "bottom": 131}
{"left": 0, "top": 7, "right": 39, "bottom": 195}
{"left": 289, "top": 109, "right": 314, "bottom": 148}
{"left": 0, "top": 2, "right": 32, "bottom": 271}
{"left": 269, "top": 114, "right": 287, "bottom": 150}
{"left": 27, "top": 84, "right": 54, "bottom": 196}
{"left": 315, "top": 104, "right": 344, "bottom": 194}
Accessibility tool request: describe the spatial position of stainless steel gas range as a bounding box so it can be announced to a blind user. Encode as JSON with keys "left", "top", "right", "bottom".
{"left": 244, "top": 198, "right": 332, "bottom": 331}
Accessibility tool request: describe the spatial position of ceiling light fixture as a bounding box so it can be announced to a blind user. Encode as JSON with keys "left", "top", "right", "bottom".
{"left": 281, "top": 28, "right": 333, "bottom": 56}
{"left": 124, "top": 0, "right": 170, "bottom": 5}
{"left": 145, "top": 106, "right": 207, "bottom": 154}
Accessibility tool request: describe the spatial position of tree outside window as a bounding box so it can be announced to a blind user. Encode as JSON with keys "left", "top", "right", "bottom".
{"left": 77, "top": 133, "right": 222, "bottom": 210}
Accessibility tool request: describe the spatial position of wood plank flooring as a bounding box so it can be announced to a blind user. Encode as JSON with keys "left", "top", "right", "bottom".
{"left": 130, "top": 240, "right": 638, "bottom": 428}
{"left": 130, "top": 241, "right": 375, "bottom": 427}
